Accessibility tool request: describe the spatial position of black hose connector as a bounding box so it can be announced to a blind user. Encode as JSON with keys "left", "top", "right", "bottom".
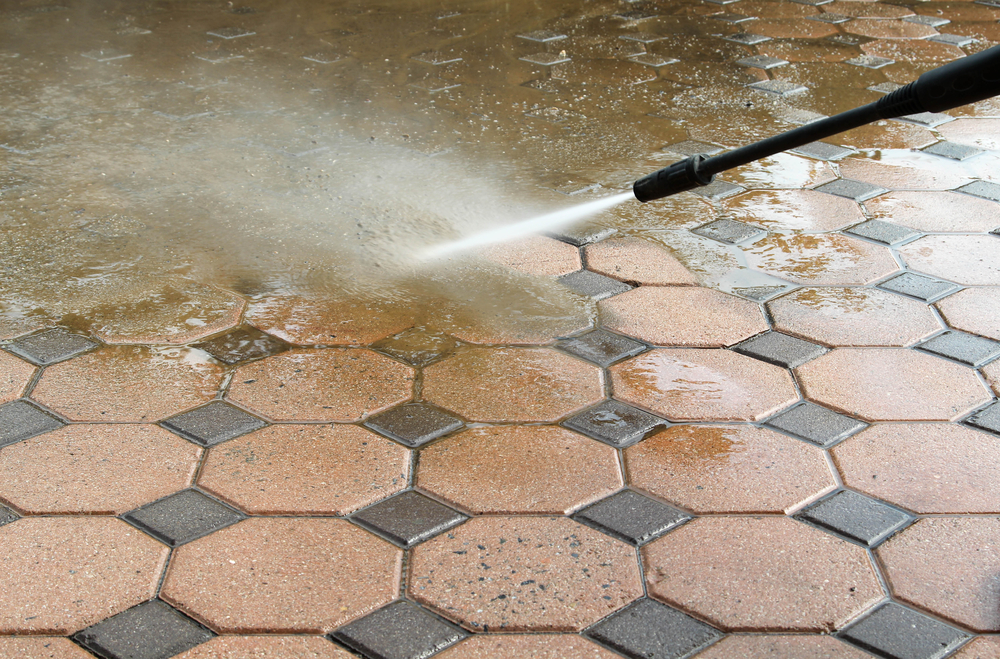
{"left": 633, "top": 154, "right": 714, "bottom": 203}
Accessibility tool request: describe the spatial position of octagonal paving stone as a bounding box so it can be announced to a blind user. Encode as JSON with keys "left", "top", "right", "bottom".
{"left": 936, "top": 287, "right": 1000, "bottom": 341}
{"left": 161, "top": 517, "right": 401, "bottom": 633}
{"left": 796, "top": 348, "right": 990, "bottom": 421}
{"left": 953, "top": 637, "right": 1000, "bottom": 659}
{"left": 865, "top": 191, "right": 1000, "bottom": 233}
{"left": 422, "top": 347, "right": 603, "bottom": 423}
{"left": 832, "top": 423, "right": 1000, "bottom": 514}
{"left": 722, "top": 189, "right": 866, "bottom": 232}
{"left": 198, "top": 425, "right": 409, "bottom": 515}
{"left": 0, "top": 351, "right": 35, "bottom": 404}
{"left": 767, "top": 287, "right": 942, "bottom": 347}
{"left": 642, "top": 516, "right": 883, "bottom": 632}
{"left": 939, "top": 118, "right": 1000, "bottom": 151}
{"left": 899, "top": 235, "right": 1000, "bottom": 286}
{"left": 408, "top": 516, "right": 642, "bottom": 632}
{"left": 245, "top": 293, "right": 416, "bottom": 346}
{"left": 692, "top": 634, "right": 870, "bottom": 658}
{"left": 0, "top": 517, "right": 168, "bottom": 634}
{"left": 0, "top": 637, "right": 96, "bottom": 659}
{"left": 845, "top": 18, "right": 937, "bottom": 38}
{"left": 416, "top": 426, "right": 622, "bottom": 515}
{"left": 878, "top": 518, "right": 1000, "bottom": 633}
{"left": 436, "top": 634, "right": 621, "bottom": 659}
{"left": 173, "top": 636, "right": 355, "bottom": 659}
{"left": 625, "top": 425, "right": 836, "bottom": 514}
{"left": 584, "top": 237, "right": 698, "bottom": 285}
{"left": 0, "top": 425, "right": 201, "bottom": 514}
{"left": 31, "top": 346, "right": 224, "bottom": 422}
{"left": 225, "top": 348, "right": 414, "bottom": 422}
{"left": 745, "top": 234, "right": 899, "bottom": 286}
{"left": 478, "top": 236, "right": 582, "bottom": 276}
{"left": 610, "top": 349, "right": 798, "bottom": 422}
{"left": 838, "top": 157, "right": 971, "bottom": 192}
{"left": 599, "top": 287, "right": 768, "bottom": 347}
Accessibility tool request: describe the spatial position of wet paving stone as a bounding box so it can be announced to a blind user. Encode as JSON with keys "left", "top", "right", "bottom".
{"left": 559, "top": 270, "right": 633, "bottom": 300}
{"left": 712, "top": 12, "right": 756, "bottom": 23}
{"left": 372, "top": 328, "right": 460, "bottom": 368}
{"left": 937, "top": 288, "right": 1000, "bottom": 342}
{"left": 691, "top": 219, "right": 766, "bottom": 244}
{"left": 749, "top": 79, "right": 809, "bottom": 96}
{"left": 958, "top": 180, "right": 1000, "bottom": 203}
{"left": 965, "top": 400, "right": 1000, "bottom": 436}
{"left": 573, "top": 490, "right": 690, "bottom": 547}
{"left": 520, "top": 52, "right": 571, "bottom": 66}
{"left": 0, "top": 399, "right": 64, "bottom": 448}
{"left": 794, "top": 489, "right": 912, "bottom": 548}
{"left": 921, "top": 141, "right": 985, "bottom": 161}
{"left": 81, "top": 48, "right": 132, "bottom": 62}
{"left": 736, "top": 55, "right": 787, "bottom": 69}
{"left": 437, "top": 635, "right": 622, "bottom": 659}
{"left": 74, "top": 600, "right": 214, "bottom": 659}
{"left": 764, "top": 401, "right": 868, "bottom": 448}
{"left": 351, "top": 491, "right": 467, "bottom": 548}
{"left": 790, "top": 141, "right": 855, "bottom": 161}
{"left": 929, "top": 33, "right": 976, "bottom": 46}
{"left": 619, "top": 32, "right": 665, "bottom": 43}
{"left": 732, "top": 285, "right": 794, "bottom": 302}
{"left": 331, "top": 600, "right": 468, "bottom": 659}
{"left": 585, "top": 598, "right": 723, "bottom": 659}
{"left": 877, "top": 272, "right": 962, "bottom": 303}
{"left": 5, "top": 328, "right": 98, "bottom": 365}
{"left": 206, "top": 27, "right": 255, "bottom": 39}
{"left": 903, "top": 14, "right": 950, "bottom": 27}
{"left": 809, "top": 12, "right": 851, "bottom": 23}
{"left": 0, "top": 503, "right": 19, "bottom": 527}
{"left": 733, "top": 331, "right": 827, "bottom": 368}
{"left": 630, "top": 54, "right": 678, "bottom": 68}
{"left": 662, "top": 140, "right": 725, "bottom": 157}
{"left": 412, "top": 51, "right": 462, "bottom": 65}
{"left": 122, "top": 489, "right": 245, "bottom": 547}
{"left": 845, "top": 219, "right": 921, "bottom": 245}
{"left": 546, "top": 224, "right": 616, "bottom": 246}
{"left": 916, "top": 330, "right": 1000, "bottom": 368}
{"left": 562, "top": 400, "right": 667, "bottom": 448}
{"left": 899, "top": 235, "right": 1000, "bottom": 286}
{"left": 724, "top": 32, "right": 772, "bottom": 45}
{"left": 815, "top": 179, "right": 888, "bottom": 202}
{"left": 899, "top": 112, "right": 955, "bottom": 128}
{"left": 838, "top": 602, "right": 971, "bottom": 659}
{"left": 363, "top": 402, "right": 464, "bottom": 447}
{"left": 161, "top": 401, "right": 267, "bottom": 447}
{"left": 586, "top": 237, "right": 697, "bottom": 287}
{"left": 192, "top": 326, "right": 288, "bottom": 365}
{"left": 866, "top": 191, "right": 1000, "bottom": 234}
{"left": 556, "top": 329, "right": 646, "bottom": 367}
{"left": 690, "top": 180, "right": 745, "bottom": 201}
{"left": 845, "top": 54, "right": 893, "bottom": 68}
{"left": 515, "top": 29, "right": 567, "bottom": 42}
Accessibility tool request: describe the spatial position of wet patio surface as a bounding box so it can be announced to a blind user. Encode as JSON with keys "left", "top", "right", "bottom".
{"left": 2, "top": 0, "right": 1000, "bottom": 657}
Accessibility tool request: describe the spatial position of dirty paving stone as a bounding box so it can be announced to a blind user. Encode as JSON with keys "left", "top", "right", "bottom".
{"left": 899, "top": 112, "right": 955, "bottom": 129}
{"left": 372, "top": 328, "right": 460, "bottom": 368}
{"left": 724, "top": 33, "right": 771, "bottom": 45}
{"left": 192, "top": 325, "right": 289, "bottom": 365}
{"left": 363, "top": 402, "right": 464, "bottom": 448}
{"left": 122, "top": 489, "right": 245, "bottom": 547}
{"left": 160, "top": 401, "right": 267, "bottom": 447}
{"left": 0, "top": 400, "right": 65, "bottom": 448}
{"left": 916, "top": 330, "right": 1000, "bottom": 368}
{"left": 845, "top": 220, "right": 921, "bottom": 246}
{"left": 691, "top": 219, "right": 765, "bottom": 244}
{"left": 965, "top": 400, "right": 1000, "bottom": 436}
{"left": 808, "top": 12, "right": 851, "bottom": 23}
{"left": 559, "top": 270, "right": 633, "bottom": 300}
{"left": 5, "top": 328, "right": 98, "bottom": 365}
{"left": 904, "top": 15, "right": 950, "bottom": 27}
{"left": 351, "top": 491, "right": 468, "bottom": 547}
{"left": 573, "top": 489, "right": 690, "bottom": 546}
{"left": 845, "top": 55, "right": 893, "bottom": 69}
{"left": 331, "top": 600, "right": 467, "bottom": 659}
{"left": 736, "top": 55, "right": 787, "bottom": 70}
{"left": 838, "top": 602, "right": 971, "bottom": 659}
{"left": 586, "top": 598, "right": 723, "bottom": 659}
{"left": 795, "top": 490, "right": 912, "bottom": 548}
{"left": 815, "top": 179, "right": 888, "bottom": 202}
{"left": 929, "top": 33, "right": 975, "bottom": 47}
{"left": 749, "top": 80, "right": 808, "bottom": 96}
{"left": 733, "top": 331, "right": 827, "bottom": 369}
{"left": 790, "top": 142, "right": 855, "bottom": 161}
{"left": 765, "top": 401, "right": 868, "bottom": 448}
{"left": 876, "top": 272, "right": 961, "bottom": 303}
{"left": 662, "top": 140, "right": 724, "bottom": 157}
{"left": 921, "top": 142, "right": 984, "bottom": 161}
{"left": 74, "top": 599, "right": 215, "bottom": 659}
{"left": 562, "top": 399, "right": 668, "bottom": 448}
{"left": 556, "top": 329, "right": 646, "bottom": 367}
{"left": 546, "top": 225, "right": 616, "bottom": 246}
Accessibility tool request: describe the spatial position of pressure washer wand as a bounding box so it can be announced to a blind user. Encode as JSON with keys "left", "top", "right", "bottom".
{"left": 633, "top": 45, "right": 1000, "bottom": 203}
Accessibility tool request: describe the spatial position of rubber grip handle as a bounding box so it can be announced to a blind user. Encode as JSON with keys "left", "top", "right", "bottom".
{"left": 877, "top": 45, "right": 1000, "bottom": 118}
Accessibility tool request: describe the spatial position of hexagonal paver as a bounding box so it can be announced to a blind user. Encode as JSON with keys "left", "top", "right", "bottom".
{"left": 642, "top": 517, "right": 883, "bottom": 632}
{"left": 879, "top": 518, "right": 1000, "bottom": 632}
{"left": 845, "top": 17, "right": 936, "bottom": 38}
{"left": 437, "top": 634, "right": 621, "bottom": 659}
{"left": 173, "top": 636, "right": 355, "bottom": 659}
{"left": 831, "top": 423, "right": 1000, "bottom": 514}
{"left": 0, "top": 637, "right": 97, "bottom": 658}
{"left": 625, "top": 425, "right": 836, "bottom": 514}
{"left": 422, "top": 348, "right": 603, "bottom": 422}
{"left": 161, "top": 518, "right": 401, "bottom": 633}
{"left": 723, "top": 189, "right": 866, "bottom": 232}
{"left": 692, "top": 635, "right": 870, "bottom": 658}
{"left": 584, "top": 237, "right": 698, "bottom": 285}
{"left": 865, "top": 191, "right": 1000, "bottom": 233}
{"left": 438, "top": 296, "right": 592, "bottom": 346}
{"left": 610, "top": 349, "right": 798, "bottom": 421}
{"left": 937, "top": 287, "right": 1000, "bottom": 341}
{"left": 478, "top": 236, "right": 582, "bottom": 276}
{"left": 245, "top": 294, "right": 416, "bottom": 346}
{"left": 0, "top": 517, "right": 168, "bottom": 634}
{"left": 796, "top": 348, "right": 991, "bottom": 421}
{"left": 0, "top": 425, "right": 201, "bottom": 514}
{"left": 745, "top": 234, "right": 899, "bottom": 285}
{"left": 899, "top": 236, "right": 1000, "bottom": 286}
{"left": 0, "top": 352, "right": 35, "bottom": 404}
{"left": 768, "top": 287, "right": 941, "bottom": 346}
{"left": 31, "top": 346, "right": 224, "bottom": 422}
{"left": 599, "top": 287, "right": 768, "bottom": 347}
{"left": 225, "top": 349, "right": 413, "bottom": 422}
{"left": 199, "top": 425, "right": 409, "bottom": 515}
{"left": 408, "top": 516, "right": 642, "bottom": 632}
{"left": 417, "top": 426, "right": 622, "bottom": 514}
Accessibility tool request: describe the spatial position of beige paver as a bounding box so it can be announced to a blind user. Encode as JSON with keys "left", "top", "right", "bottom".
{"left": 862, "top": 39, "right": 964, "bottom": 62}
{"left": 838, "top": 122, "right": 936, "bottom": 151}
{"left": 0, "top": 315, "right": 49, "bottom": 342}
{"left": 838, "top": 157, "right": 970, "bottom": 191}
{"left": 865, "top": 191, "right": 1000, "bottom": 233}
{"left": 939, "top": 117, "right": 1000, "bottom": 150}
{"left": 722, "top": 190, "right": 864, "bottom": 232}
{"left": 754, "top": 18, "right": 838, "bottom": 38}
{"left": 845, "top": 18, "right": 936, "bottom": 38}
{"left": 0, "top": 638, "right": 97, "bottom": 658}
{"left": 936, "top": 287, "right": 1000, "bottom": 341}
{"left": 584, "top": 237, "right": 697, "bottom": 285}
{"left": 437, "top": 635, "right": 621, "bottom": 659}
{"left": 985, "top": 360, "right": 1000, "bottom": 395}
{"left": 479, "top": 236, "right": 581, "bottom": 276}
{"left": 692, "top": 634, "right": 870, "bottom": 658}
{"left": 826, "top": 1, "right": 912, "bottom": 17}
{"left": 745, "top": 234, "right": 898, "bottom": 286}
{"left": 173, "top": 636, "right": 355, "bottom": 659}
{"left": 953, "top": 637, "right": 1000, "bottom": 659}
{"left": 0, "top": 351, "right": 35, "bottom": 404}
{"left": 246, "top": 293, "right": 416, "bottom": 346}
{"left": 899, "top": 235, "right": 1000, "bottom": 286}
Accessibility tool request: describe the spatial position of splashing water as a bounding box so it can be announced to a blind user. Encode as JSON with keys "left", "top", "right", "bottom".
{"left": 421, "top": 192, "right": 635, "bottom": 260}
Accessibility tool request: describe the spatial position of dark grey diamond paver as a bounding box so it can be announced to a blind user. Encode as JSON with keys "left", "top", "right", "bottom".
{"left": 192, "top": 325, "right": 288, "bottom": 365}
{"left": 922, "top": 141, "right": 985, "bottom": 161}
{"left": 795, "top": 490, "right": 912, "bottom": 547}
{"left": 808, "top": 12, "right": 850, "bottom": 23}
{"left": 790, "top": 141, "right": 855, "bottom": 161}
{"left": 765, "top": 402, "right": 867, "bottom": 448}
{"left": 520, "top": 52, "right": 571, "bottom": 66}
{"left": 723, "top": 33, "right": 771, "bottom": 45}
{"left": 965, "top": 400, "right": 1000, "bottom": 436}
{"left": 559, "top": 270, "right": 633, "bottom": 300}
{"left": 732, "top": 285, "right": 794, "bottom": 302}
{"left": 868, "top": 82, "right": 903, "bottom": 95}
{"left": 0, "top": 502, "right": 19, "bottom": 526}
{"left": 619, "top": 33, "right": 666, "bottom": 43}
{"left": 546, "top": 225, "right": 616, "bottom": 246}
{"left": 749, "top": 80, "right": 808, "bottom": 96}
{"left": 74, "top": 600, "right": 215, "bottom": 659}
{"left": 556, "top": 329, "right": 646, "bottom": 367}
{"left": 792, "top": 0, "right": 833, "bottom": 5}
{"left": 898, "top": 112, "right": 955, "bottom": 128}
{"left": 737, "top": 55, "right": 787, "bottom": 69}
{"left": 616, "top": 10, "right": 660, "bottom": 21}
{"left": 877, "top": 272, "right": 961, "bottom": 303}
{"left": 516, "top": 29, "right": 568, "bottom": 42}
{"left": 207, "top": 27, "right": 255, "bottom": 39}
{"left": 332, "top": 600, "right": 467, "bottom": 659}
{"left": 692, "top": 219, "right": 765, "bottom": 244}
{"left": 958, "top": 180, "right": 1000, "bottom": 202}
{"left": 838, "top": 602, "right": 972, "bottom": 659}
{"left": 846, "top": 55, "right": 894, "bottom": 69}
{"left": 0, "top": 400, "right": 65, "bottom": 448}
{"left": 122, "top": 489, "right": 245, "bottom": 547}
{"left": 363, "top": 403, "right": 464, "bottom": 448}
{"left": 976, "top": 0, "right": 1000, "bottom": 6}
{"left": 662, "top": 140, "right": 725, "bottom": 157}
{"left": 372, "top": 328, "right": 460, "bottom": 367}
{"left": 815, "top": 179, "right": 888, "bottom": 202}
{"left": 5, "top": 328, "right": 98, "bottom": 365}
{"left": 573, "top": 490, "right": 690, "bottom": 546}
{"left": 903, "top": 15, "right": 950, "bottom": 27}
{"left": 712, "top": 12, "right": 755, "bottom": 23}
{"left": 829, "top": 34, "right": 869, "bottom": 46}
{"left": 563, "top": 400, "right": 667, "bottom": 448}
{"left": 733, "top": 332, "right": 827, "bottom": 368}
{"left": 993, "top": 227, "right": 1000, "bottom": 237}
{"left": 929, "top": 33, "right": 975, "bottom": 47}
{"left": 587, "top": 598, "right": 723, "bottom": 659}
{"left": 690, "top": 180, "right": 745, "bottom": 201}
{"left": 160, "top": 401, "right": 267, "bottom": 447}
{"left": 916, "top": 330, "right": 1000, "bottom": 367}
{"left": 631, "top": 53, "right": 679, "bottom": 68}
{"left": 352, "top": 491, "right": 467, "bottom": 547}
{"left": 845, "top": 220, "right": 921, "bottom": 245}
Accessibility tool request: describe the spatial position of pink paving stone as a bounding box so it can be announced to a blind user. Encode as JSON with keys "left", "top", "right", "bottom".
{"left": 984, "top": 360, "right": 1000, "bottom": 395}
{"left": 767, "top": 287, "right": 942, "bottom": 347}
{"left": 610, "top": 349, "right": 798, "bottom": 422}
{"left": 729, "top": 154, "right": 838, "bottom": 190}
{"left": 936, "top": 288, "right": 1000, "bottom": 341}
{"left": 599, "top": 287, "right": 768, "bottom": 347}
{"left": 899, "top": 235, "right": 1000, "bottom": 286}
{"left": 417, "top": 426, "right": 622, "bottom": 515}
{"left": 173, "top": 636, "right": 354, "bottom": 659}
{"left": 478, "top": 236, "right": 582, "bottom": 276}
{"left": 862, "top": 39, "right": 965, "bottom": 63}
{"left": 0, "top": 517, "right": 168, "bottom": 634}
{"left": 408, "top": 516, "right": 643, "bottom": 632}
{"left": 584, "top": 236, "right": 697, "bottom": 285}
{"left": 421, "top": 347, "right": 603, "bottom": 422}
{"left": 839, "top": 121, "right": 936, "bottom": 151}
{"left": 246, "top": 293, "right": 416, "bottom": 346}
{"left": 865, "top": 191, "right": 1000, "bottom": 233}
{"left": 225, "top": 348, "right": 413, "bottom": 422}
{"left": 31, "top": 346, "right": 224, "bottom": 422}
{"left": 753, "top": 18, "right": 838, "bottom": 39}
{"left": 939, "top": 118, "right": 1000, "bottom": 151}
{"left": 832, "top": 423, "right": 1000, "bottom": 514}
{"left": 823, "top": 1, "right": 913, "bottom": 18}
{"left": 0, "top": 313, "right": 48, "bottom": 341}
{"left": 692, "top": 635, "right": 870, "bottom": 658}
{"left": 953, "top": 637, "right": 1000, "bottom": 659}
{"left": 745, "top": 234, "right": 899, "bottom": 286}
{"left": 722, "top": 190, "right": 865, "bottom": 232}
{"left": 796, "top": 348, "right": 990, "bottom": 421}
{"left": 838, "top": 157, "right": 971, "bottom": 191}
{"left": 625, "top": 425, "right": 836, "bottom": 514}
{"left": 878, "top": 518, "right": 1000, "bottom": 632}
{"left": 161, "top": 518, "right": 401, "bottom": 633}
{"left": 198, "top": 424, "right": 408, "bottom": 515}
{"left": 0, "top": 637, "right": 97, "bottom": 658}
{"left": 0, "top": 425, "right": 201, "bottom": 514}
{"left": 0, "top": 351, "right": 35, "bottom": 404}
{"left": 845, "top": 18, "right": 937, "bottom": 39}
{"left": 643, "top": 516, "right": 883, "bottom": 632}
{"left": 437, "top": 634, "right": 621, "bottom": 659}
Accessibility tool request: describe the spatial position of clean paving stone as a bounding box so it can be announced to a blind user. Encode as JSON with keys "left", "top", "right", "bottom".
{"left": 331, "top": 600, "right": 468, "bottom": 659}
{"left": 903, "top": 14, "right": 950, "bottom": 27}
{"left": 351, "top": 491, "right": 468, "bottom": 547}
{"left": 173, "top": 636, "right": 356, "bottom": 659}
{"left": 899, "top": 112, "right": 956, "bottom": 128}
{"left": 838, "top": 602, "right": 971, "bottom": 659}
{"left": 929, "top": 33, "right": 975, "bottom": 46}
{"left": 585, "top": 598, "right": 723, "bottom": 659}
{"left": 916, "top": 330, "right": 1000, "bottom": 367}
{"left": 877, "top": 272, "right": 961, "bottom": 303}
{"left": 732, "top": 331, "right": 827, "bottom": 368}
{"left": 436, "top": 634, "right": 623, "bottom": 659}
{"left": 764, "top": 401, "right": 867, "bottom": 448}
{"left": 0, "top": 503, "right": 18, "bottom": 526}
{"left": 584, "top": 236, "right": 698, "bottom": 286}
{"left": 562, "top": 399, "right": 667, "bottom": 448}
{"left": 545, "top": 225, "right": 616, "bottom": 246}
{"left": 0, "top": 637, "right": 97, "bottom": 658}
{"left": 958, "top": 180, "right": 1000, "bottom": 203}
{"left": 558, "top": 270, "right": 633, "bottom": 300}
{"left": 815, "top": 179, "right": 888, "bottom": 202}
{"left": 794, "top": 489, "right": 912, "bottom": 547}
{"left": 693, "top": 635, "right": 871, "bottom": 658}
{"left": 790, "top": 141, "right": 855, "bottom": 161}
{"left": 0, "top": 399, "right": 64, "bottom": 448}
{"left": 572, "top": 489, "right": 691, "bottom": 546}
{"left": 555, "top": 329, "right": 646, "bottom": 367}
{"left": 160, "top": 401, "right": 267, "bottom": 447}
{"left": 965, "top": 400, "right": 1000, "bottom": 436}
{"left": 5, "top": 328, "right": 98, "bottom": 365}
{"left": 363, "top": 402, "right": 464, "bottom": 447}
{"left": 122, "top": 489, "right": 245, "bottom": 547}
{"left": 691, "top": 219, "right": 766, "bottom": 244}
{"left": 922, "top": 141, "right": 985, "bottom": 161}
{"left": 898, "top": 236, "right": 1000, "bottom": 286}
{"left": 74, "top": 600, "right": 215, "bottom": 659}
{"left": 844, "top": 220, "right": 921, "bottom": 245}
{"left": 690, "top": 180, "right": 745, "bottom": 201}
